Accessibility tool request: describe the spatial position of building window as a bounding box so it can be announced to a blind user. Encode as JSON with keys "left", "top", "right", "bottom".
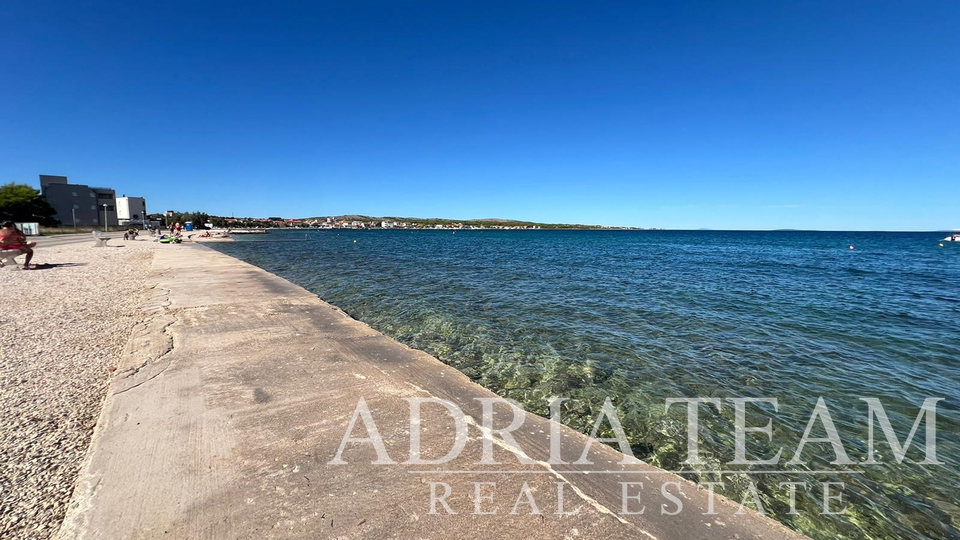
{"left": 107, "top": 205, "right": 115, "bottom": 211}
{"left": 72, "top": 191, "right": 78, "bottom": 197}
{"left": 91, "top": 205, "right": 96, "bottom": 210}
{"left": 97, "top": 193, "right": 113, "bottom": 199}
{"left": 90, "top": 193, "right": 96, "bottom": 198}
{"left": 73, "top": 204, "right": 80, "bottom": 209}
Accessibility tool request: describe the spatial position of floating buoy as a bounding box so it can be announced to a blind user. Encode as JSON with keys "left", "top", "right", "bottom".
{"left": 848, "top": 245, "right": 855, "bottom": 250}
{"left": 940, "top": 243, "right": 945, "bottom": 247}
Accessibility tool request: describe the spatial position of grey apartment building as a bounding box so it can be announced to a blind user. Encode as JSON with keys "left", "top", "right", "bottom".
{"left": 40, "top": 175, "right": 119, "bottom": 227}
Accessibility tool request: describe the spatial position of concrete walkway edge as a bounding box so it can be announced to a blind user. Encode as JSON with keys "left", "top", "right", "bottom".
{"left": 57, "top": 244, "right": 809, "bottom": 540}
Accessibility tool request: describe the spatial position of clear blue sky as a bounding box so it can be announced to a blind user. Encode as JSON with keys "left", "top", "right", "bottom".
{"left": 2, "top": 1, "right": 957, "bottom": 230}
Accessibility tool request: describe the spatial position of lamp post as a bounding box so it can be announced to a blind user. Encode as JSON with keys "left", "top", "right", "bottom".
{"left": 72, "top": 208, "right": 77, "bottom": 232}
{"left": 102, "top": 204, "right": 108, "bottom": 232}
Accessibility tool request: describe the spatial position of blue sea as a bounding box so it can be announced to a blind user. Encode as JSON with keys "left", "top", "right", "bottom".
{"left": 209, "top": 230, "right": 960, "bottom": 540}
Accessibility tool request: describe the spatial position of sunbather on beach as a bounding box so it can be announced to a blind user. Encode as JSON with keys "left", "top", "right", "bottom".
{"left": 0, "top": 221, "right": 37, "bottom": 269}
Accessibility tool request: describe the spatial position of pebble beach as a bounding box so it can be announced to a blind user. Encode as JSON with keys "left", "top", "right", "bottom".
{"left": 0, "top": 237, "right": 157, "bottom": 539}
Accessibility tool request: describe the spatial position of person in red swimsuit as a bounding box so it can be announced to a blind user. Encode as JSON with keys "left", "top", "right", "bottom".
{"left": 0, "top": 221, "right": 36, "bottom": 269}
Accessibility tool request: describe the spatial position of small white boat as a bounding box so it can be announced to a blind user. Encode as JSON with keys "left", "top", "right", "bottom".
{"left": 942, "top": 233, "right": 960, "bottom": 242}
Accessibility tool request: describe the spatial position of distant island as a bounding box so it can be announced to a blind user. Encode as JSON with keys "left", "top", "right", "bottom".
{"left": 158, "top": 211, "right": 656, "bottom": 231}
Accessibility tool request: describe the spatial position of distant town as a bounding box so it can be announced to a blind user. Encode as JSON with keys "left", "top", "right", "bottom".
{"left": 10, "top": 175, "right": 655, "bottom": 232}
{"left": 184, "top": 214, "right": 652, "bottom": 231}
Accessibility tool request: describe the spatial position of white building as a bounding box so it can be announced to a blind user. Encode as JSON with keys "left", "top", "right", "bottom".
{"left": 117, "top": 196, "right": 147, "bottom": 226}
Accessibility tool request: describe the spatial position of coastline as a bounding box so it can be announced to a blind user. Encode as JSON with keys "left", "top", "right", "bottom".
{"left": 53, "top": 243, "right": 807, "bottom": 539}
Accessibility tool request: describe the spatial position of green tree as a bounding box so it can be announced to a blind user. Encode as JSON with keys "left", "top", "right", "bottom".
{"left": 186, "top": 211, "right": 211, "bottom": 229}
{"left": 0, "top": 183, "right": 59, "bottom": 226}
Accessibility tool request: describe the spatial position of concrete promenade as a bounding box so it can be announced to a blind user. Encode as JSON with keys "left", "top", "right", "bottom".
{"left": 58, "top": 244, "right": 808, "bottom": 540}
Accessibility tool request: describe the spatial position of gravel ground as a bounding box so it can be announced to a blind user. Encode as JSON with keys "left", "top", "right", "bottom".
{"left": 0, "top": 239, "right": 157, "bottom": 539}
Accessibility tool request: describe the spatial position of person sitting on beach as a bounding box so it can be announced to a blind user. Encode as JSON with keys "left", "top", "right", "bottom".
{"left": 0, "top": 221, "right": 37, "bottom": 269}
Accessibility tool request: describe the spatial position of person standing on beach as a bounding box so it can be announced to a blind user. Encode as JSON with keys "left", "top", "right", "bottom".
{"left": 0, "top": 221, "right": 37, "bottom": 269}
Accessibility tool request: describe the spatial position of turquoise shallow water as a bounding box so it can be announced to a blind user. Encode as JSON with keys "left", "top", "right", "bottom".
{"left": 210, "top": 230, "right": 960, "bottom": 540}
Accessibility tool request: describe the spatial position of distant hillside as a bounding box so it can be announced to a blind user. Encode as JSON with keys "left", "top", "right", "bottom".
{"left": 300, "top": 215, "right": 626, "bottom": 229}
